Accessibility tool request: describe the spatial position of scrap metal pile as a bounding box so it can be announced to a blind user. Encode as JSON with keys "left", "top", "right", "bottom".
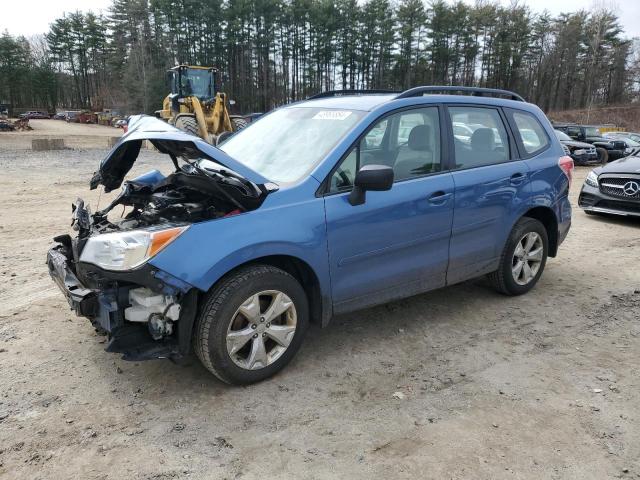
{"left": 0, "top": 118, "right": 32, "bottom": 132}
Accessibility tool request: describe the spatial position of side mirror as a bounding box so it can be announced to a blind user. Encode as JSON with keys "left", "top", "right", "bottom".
{"left": 348, "top": 164, "right": 393, "bottom": 206}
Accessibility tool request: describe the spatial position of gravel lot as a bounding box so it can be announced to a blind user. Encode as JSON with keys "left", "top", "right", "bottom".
{"left": 1, "top": 119, "right": 121, "bottom": 149}
{"left": 0, "top": 137, "right": 639, "bottom": 479}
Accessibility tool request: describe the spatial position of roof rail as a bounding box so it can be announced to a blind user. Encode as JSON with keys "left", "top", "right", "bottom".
{"left": 396, "top": 86, "right": 525, "bottom": 102}
{"left": 308, "top": 89, "right": 400, "bottom": 100}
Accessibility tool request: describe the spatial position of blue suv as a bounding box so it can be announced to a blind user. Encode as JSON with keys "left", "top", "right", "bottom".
{"left": 47, "top": 86, "right": 573, "bottom": 384}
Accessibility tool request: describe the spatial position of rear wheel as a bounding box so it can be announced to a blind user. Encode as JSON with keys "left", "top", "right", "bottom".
{"left": 174, "top": 115, "right": 199, "bottom": 137}
{"left": 489, "top": 217, "right": 548, "bottom": 295}
{"left": 194, "top": 265, "right": 309, "bottom": 385}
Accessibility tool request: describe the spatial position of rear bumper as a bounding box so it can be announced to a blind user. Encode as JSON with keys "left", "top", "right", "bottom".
{"left": 46, "top": 245, "right": 198, "bottom": 361}
{"left": 553, "top": 194, "right": 572, "bottom": 254}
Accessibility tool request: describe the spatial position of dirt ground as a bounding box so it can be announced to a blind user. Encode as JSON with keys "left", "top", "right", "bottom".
{"left": 1, "top": 119, "right": 121, "bottom": 149}
{"left": 0, "top": 129, "right": 639, "bottom": 479}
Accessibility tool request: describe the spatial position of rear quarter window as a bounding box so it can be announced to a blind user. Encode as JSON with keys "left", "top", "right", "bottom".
{"left": 509, "top": 110, "right": 550, "bottom": 156}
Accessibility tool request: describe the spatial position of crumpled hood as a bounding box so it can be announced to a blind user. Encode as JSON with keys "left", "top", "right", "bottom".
{"left": 90, "top": 115, "right": 271, "bottom": 192}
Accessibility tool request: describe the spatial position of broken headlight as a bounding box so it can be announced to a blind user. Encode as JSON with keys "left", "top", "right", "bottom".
{"left": 79, "top": 226, "right": 188, "bottom": 271}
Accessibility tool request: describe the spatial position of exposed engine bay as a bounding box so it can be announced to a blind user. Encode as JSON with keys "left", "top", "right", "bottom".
{"left": 87, "top": 160, "right": 258, "bottom": 235}
{"left": 75, "top": 119, "right": 275, "bottom": 239}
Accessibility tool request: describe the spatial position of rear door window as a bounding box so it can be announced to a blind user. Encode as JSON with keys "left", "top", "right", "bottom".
{"left": 508, "top": 109, "right": 550, "bottom": 156}
{"left": 448, "top": 106, "right": 510, "bottom": 169}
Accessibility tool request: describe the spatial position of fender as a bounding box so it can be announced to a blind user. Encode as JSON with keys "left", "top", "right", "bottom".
{"left": 148, "top": 191, "right": 331, "bottom": 300}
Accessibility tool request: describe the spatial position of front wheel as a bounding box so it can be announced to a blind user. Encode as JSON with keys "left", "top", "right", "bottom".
{"left": 231, "top": 117, "right": 248, "bottom": 132}
{"left": 488, "top": 217, "right": 548, "bottom": 295}
{"left": 174, "top": 115, "right": 199, "bottom": 137}
{"left": 596, "top": 147, "right": 608, "bottom": 164}
{"left": 194, "top": 265, "right": 309, "bottom": 384}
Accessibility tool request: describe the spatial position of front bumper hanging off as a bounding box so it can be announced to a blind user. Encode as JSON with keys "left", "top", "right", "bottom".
{"left": 47, "top": 246, "right": 98, "bottom": 318}
{"left": 46, "top": 244, "right": 199, "bottom": 361}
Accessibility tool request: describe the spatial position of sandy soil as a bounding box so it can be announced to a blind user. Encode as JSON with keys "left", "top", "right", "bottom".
{"left": 0, "top": 143, "right": 639, "bottom": 479}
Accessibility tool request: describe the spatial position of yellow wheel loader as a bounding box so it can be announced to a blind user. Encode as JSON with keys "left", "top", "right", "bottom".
{"left": 156, "top": 65, "right": 248, "bottom": 144}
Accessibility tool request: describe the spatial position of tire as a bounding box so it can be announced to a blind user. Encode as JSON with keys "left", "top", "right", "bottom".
{"left": 488, "top": 217, "right": 548, "bottom": 296}
{"left": 174, "top": 115, "right": 199, "bottom": 137}
{"left": 596, "top": 147, "right": 608, "bottom": 164}
{"left": 216, "top": 131, "right": 234, "bottom": 145}
{"left": 231, "top": 117, "right": 248, "bottom": 132}
{"left": 194, "top": 265, "right": 309, "bottom": 385}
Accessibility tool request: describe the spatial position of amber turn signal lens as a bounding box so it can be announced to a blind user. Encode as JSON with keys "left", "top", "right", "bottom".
{"left": 148, "top": 227, "right": 187, "bottom": 257}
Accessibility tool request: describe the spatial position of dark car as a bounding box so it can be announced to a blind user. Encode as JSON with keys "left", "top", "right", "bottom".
{"left": 554, "top": 124, "right": 627, "bottom": 162}
{"left": 602, "top": 133, "right": 640, "bottom": 157}
{"left": 579, "top": 155, "right": 640, "bottom": 217}
{"left": 19, "top": 111, "right": 50, "bottom": 119}
{"left": 554, "top": 130, "right": 600, "bottom": 165}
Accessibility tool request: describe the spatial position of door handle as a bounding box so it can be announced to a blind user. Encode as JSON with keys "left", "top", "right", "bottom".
{"left": 427, "top": 191, "right": 452, "bottom": 204}
{"left": 510, "top": 172, "right": 526, "bottom": 185}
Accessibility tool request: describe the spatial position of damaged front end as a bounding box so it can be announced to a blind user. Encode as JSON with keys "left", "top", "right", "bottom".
{"left": 47, "top": 233, "right": 198, "bottom": 360}
{"left": 46, "top": 115, "right": 275, "bottom": 361}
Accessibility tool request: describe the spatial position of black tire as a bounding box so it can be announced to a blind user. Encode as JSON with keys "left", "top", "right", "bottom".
{"left": 194, "top": 265, "right": 309, "bottom": 385}
{"left": 216, "top": 131, "right": 234, "bottom": 145}
{"left": 231, "top": 117, "right": 248, "bottom": 132}
{"left": 596, "top": 147, "right": 608, "bottom": 165}
{"left": 488, "top": 217, "right": 548, "bottom": 296}
{"left": 174, "top": 115, "right": 199, "bottom": 137}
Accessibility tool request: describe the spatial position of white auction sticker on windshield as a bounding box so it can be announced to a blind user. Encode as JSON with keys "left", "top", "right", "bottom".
{"left": 312, "top": 110, "right": 352, "bottom": 120}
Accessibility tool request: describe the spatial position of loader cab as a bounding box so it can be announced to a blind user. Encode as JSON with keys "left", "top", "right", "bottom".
{"left": 167, "top": 65, "right": 216, "bottom": 102}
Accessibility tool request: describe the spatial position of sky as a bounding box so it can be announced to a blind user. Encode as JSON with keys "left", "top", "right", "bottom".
{"left": 1, "top": 0, "right": 639, "bottom": 39}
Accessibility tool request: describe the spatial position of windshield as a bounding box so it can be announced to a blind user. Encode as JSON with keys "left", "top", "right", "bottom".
{"left": 181, "top": 69, "right": 212, "bottom": 99}
{"left": 555, "top": 130, "right": 572, "bottom": 141}
{"left": 219, "top": 107, "right": 364, "bottom": 183}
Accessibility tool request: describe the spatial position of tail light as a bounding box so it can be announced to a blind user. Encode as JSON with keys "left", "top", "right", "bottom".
{"left": 558, "top": 155, "right": 574, "bottom": 189}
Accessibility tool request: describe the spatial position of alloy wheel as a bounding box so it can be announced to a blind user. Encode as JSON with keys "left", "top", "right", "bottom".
{"left": 511, "top": 232, "right": 543, "bottom": 286}
{"left": 226, "top": 290, "right": 297, "bottom": 370}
